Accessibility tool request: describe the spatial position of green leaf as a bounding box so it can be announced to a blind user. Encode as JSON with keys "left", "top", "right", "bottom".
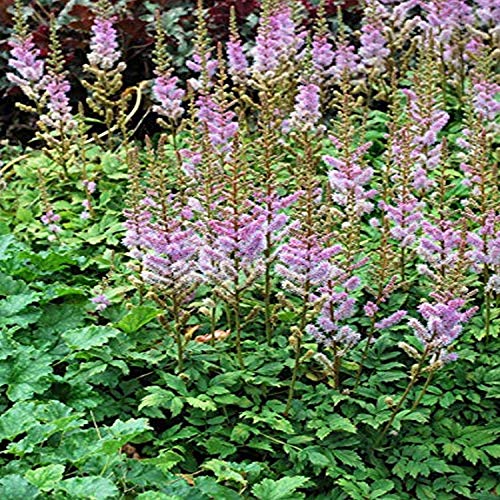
{"left": 0, "top": 235, "right": 16, "bottom": 260}
{"left": 0, "top": 475, "right": 39, "bottom": 499}
{"left": 483, "top": 444, "right": 500, "bottom": 458}
{"left": 230, "top": 424, "right": 251, "bottom": 444}
{"left": 170, "top": 397, "right": 184, "bottom": 417}
{"left": 25, "top": 464, "right": 65, "bottom": 492}
{"left": 443, "top": 442, "right": 461, "bottom": 459}
{"left": 136, "top": 493, "right": 171, "bottom": 500}
{"left": 116, "top": 306, "right": 162, "bottom": 333}
{"left": 463, "top": 447, "right": 480, "bottom": 465}
{"left": 58, "top": 477, "right": 118, "bottom": 499}
{"left": 332, "top": 449, "right": 363, "bottom": 468}
{"left": 202, "top": 459, "right": 246, "bottom": 486}
{"left": 205, "top": 437, "right": 237, "bottom": 458}
{"left": 139, "top": 387, "right": 175, "bottom": 411}
{"left": 142, "top": 449, "right": 184, "bottom": 473}
{"left": 185, "top": 396, "right": 217, "bottom": 412}
{"left": 0, "top": 401, "right": 37, "bottom": 440}
{"left": 415, "top": 484, "right": 435, "bottom": 500}
{"left": 98, "top": 418, "right": 152, "bottom": 455}
{"left": 0, "top": 291, "right": 39, "bottom": 317}
{"left": 251, "top": 476, "right": 310, "bottom": 500}
{"left": 371, "top": 479, "right": 395, "bottom": 498}
{"left": 0, "top": 349, "right": 52, "bottom": 401}
{"left": 62, "top": 325, "right": 120, "bottom": 350}
{"left": 161, "top": 373, "right": 188, "bottom": 395}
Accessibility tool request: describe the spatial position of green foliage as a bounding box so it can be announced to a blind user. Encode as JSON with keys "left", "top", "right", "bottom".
{"left": 0, "top": 2, "right": 498, "bottom": 496}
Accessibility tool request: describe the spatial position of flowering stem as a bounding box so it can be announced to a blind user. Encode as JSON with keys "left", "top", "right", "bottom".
{"left": 411, "top": 370, "right": 434, "bottom": 411}
{"left": 375, "top": 346, "right": 429, "bottom": 447}
{"left": 332, "top": 342, "right": 341, "bottom": 390}
{"left": 284, "top": 297, "right": 309, "bottom": 417}
{"left": 400, "top": 247, "right": 406, "bottom": 284}
{"left": 234, "top": 295, "right": 244, "bottom": 369}
{"left": 483, "top": 267, "right": 491, "bottom": 341}
{"left": 354, "top": 317, "right": 376, "bottom": 389}
{"left": 264, "top": 258, "right": 273, "bottom": 345}
{"left": 172, "top": 298, "right": 184, "bottom": 372}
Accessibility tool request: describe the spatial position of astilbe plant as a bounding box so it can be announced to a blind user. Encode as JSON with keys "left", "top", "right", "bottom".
{"left": 82, "top": 1, "right": 129, "bottom": 147}
{"left": 8, "top": 6, "right": 78, "bottom": 180}
{"left": 123, "top": 143, "right": 201, "bottom": 371}
{"left": 376, "top": 292, "right": 478, "bottom": 446}
{"left": 8, "top": 1, "right": 500, "bottom": 463}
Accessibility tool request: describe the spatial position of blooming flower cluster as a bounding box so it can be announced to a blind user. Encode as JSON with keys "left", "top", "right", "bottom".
{"left": 196, "top": 95, "right": 239, "bottom": 154}
{"left": 408, "top": 297, "right": 478, "bottom": 351}
{"left": 88, "top": 17, "right": 121, "bottom": 70}
{"left": 7, "top": 36, "right": 45, "bottom": 100}
{"left": 324, "top": 140, "right": 377, "bottom": 217}
{"left": 39, "top": 75, "right": 76, "bottom": 132}
{"left": 286, "top": 83, "right": 322, "bottom": 133}
{"left": 251, "top": 3, "right": 303, "bottom": 79}
{"left": 152, "top": 75, "right": 185, "bottom": 121}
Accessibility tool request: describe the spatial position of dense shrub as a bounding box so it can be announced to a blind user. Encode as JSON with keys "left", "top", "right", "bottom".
{"left": 0, "top": 0, "right": 498, "bottom": 498}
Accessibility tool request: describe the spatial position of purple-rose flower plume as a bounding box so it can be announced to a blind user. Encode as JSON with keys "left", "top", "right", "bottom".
{"left": 286, "top": 83, "right": 322, "bottom": 133}
{"left": 227, "top": 36, "right": 248, "bottom": 80}
{"left": 251, "top": 3, "right": 304, "bottom": 79}
{"left": 359, "top": 0, "right": 390, "bottom": 75}
{"left": 88, "top": 17, "right": 121, "bottom": 70}
{"left": 7, "top": 35, "right": 45, "bottom": 100}
{"left": 197, "top": 94, "right": 239, "bottom": 154}
{"left": 311, "top": 33, "right": 334, "bottom": 81}
{"left": 276, "top": 235, "right": 342, "bottom": 299}
{"left": 408, "top": 295, "right": 478, "bottom": 361}
{"left": 153, "top": 75, "right": 185, "bottom": 121}
{"left": 39, "top": 74, "right": 76, "bottom": 132}
{"left": 324, "top": 138, "right": 377, "bottom": 216}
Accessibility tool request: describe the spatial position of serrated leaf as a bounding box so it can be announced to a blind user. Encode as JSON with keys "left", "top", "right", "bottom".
{"left": 62, "top": 325, "right": 120, "bottom": 350}
{"left": 136, "top": 493, "right": 171, "bottom": 500}
{"left": 0, "top": 349, "right": 52, "bottom": 401}
{"left": 371, "top": 479, "right": 395, "bottom": 498}
{"left": 483, "top": 444, "right": 500, "bottom": 458}
{"left": 185, "top": 396, "right": 216, "bottom": 411}
{"left": 230, "top": 424, "right": 251, "bottom": 444}
{"left": 58, "top": 477, "right": 118, "bottom": 499}
{"left": 161, "top": 373, "right": 188, "bottom": 395}
{"left": 116, "top": 306, "right": 162, "bottom": 333}
{"left": 443, "top": 442, "right": 461, "bottom": 458}
{"left": 202, "top": 459, "right": 246, "bottom": 486}
{"left": 170, "top": 397, "right": 184, "bottom": 417}
{"left": 0, "top": 474, "right": 39, "bottom": 499}
{"left": 25, "top": 464, "right": 65, "bottom": 491}
{"left": 332, "top": 449, "right": 363, "bottom": 468}
{"left": 139, "top": 387, "right": 175, "bottom": 411}
{"left": 142, "top": 449, "right": 183, "bottom": 473}
{"left": 463, "top": 446, "right": 488, "bottom": 466}
{"left": 0, "top": 401, "right": 38, "bottom": 440}
{"left": 205, "top": 437, "right": 237, "bottom": 458}
{"left": 252, "top": 476, "right": 309, "bottom": 500}
{"left": 97, "top": 418, "right": 152, "bottom": 455}
{"left": 0, "top": 292, "right": 39, "bottom": 317}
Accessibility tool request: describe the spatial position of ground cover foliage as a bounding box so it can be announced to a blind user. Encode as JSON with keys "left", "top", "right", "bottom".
{"left": 0, "top": 0, "right": 499, "bottom": 498}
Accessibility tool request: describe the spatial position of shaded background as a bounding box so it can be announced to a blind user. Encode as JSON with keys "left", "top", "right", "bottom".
{"left": 0, "top": 0, "right": 360, "bottom": 145}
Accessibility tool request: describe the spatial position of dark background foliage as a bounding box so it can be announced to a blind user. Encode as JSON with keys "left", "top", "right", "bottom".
{"left": 0, "top": 0, "right": 360, "bottom": 145}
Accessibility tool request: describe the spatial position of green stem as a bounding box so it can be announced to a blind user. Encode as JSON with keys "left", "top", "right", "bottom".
{"left": 375, "top": 348, "right": 429, "bottom": 447}
{"left": 354, "top": 319, "right": 376, "bottom": 389}
{"left": 411, "top": 370, "right": 434, "bottom": 411}
{"left": 264, "top": 238, "right": 273, "bottom": 346}
{"left": 172, "top": 299, "right": 184, "bottom": 372}
{"left": 284, "top": 333, "right": 303, "bottom": 417}
{"left": 284, "top": 298, "right": 309, "bottom": 417}
{"left": 234, "top": 288, "right": 244, "bottom": 369}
